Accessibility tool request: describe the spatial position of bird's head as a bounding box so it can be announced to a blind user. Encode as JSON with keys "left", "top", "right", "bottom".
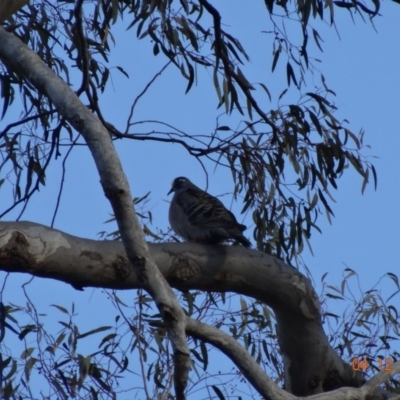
{"left": 168, "top": 176, "right": 192, "bottom": 195}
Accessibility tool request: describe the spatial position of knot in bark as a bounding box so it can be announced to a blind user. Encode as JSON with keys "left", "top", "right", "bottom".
{"left": 168, "top": 254, "right": 200, "bottom": 282}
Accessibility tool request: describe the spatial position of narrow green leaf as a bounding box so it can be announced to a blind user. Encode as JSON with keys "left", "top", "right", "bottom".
{"left": 77, "top": 326, "right": 112, "bottom": 339}
{"left": 180, "top": 0, "right": 189, "bottom": 12}
{"left": 213, "top": 68, "right": 222, "bottom": 102}
{"left": 24, "top": 357, "right": 37, "bottom": 381}
{"left": 371, "top": 164, "right": 377, "bottom": 190}
{"left": 111, "top": 0, "right": 119, "bottom": 23}
{"left": 386, "top": 273, "right": 400, "bottom": 290}
{"left": 185, "top": 61, "right": 194, "bottom": 94}
{"left": 264, "top": 0, "right": 274, "bottom": 13}
{"left": 236, "top": 67, "right": 254, "bottom": 90}
{"left": 318, "top": 188, "right": 335, "bottom": 216}
{"left": 246, "top": 96, "right": 253, "bottom": 120}
{"left": 200, "top": 341, "right": 208, "bottom": 371}
{"left": 51, "top": 304, "right": 69, "bottom": 314}
{"left": 212, "top": 385, "right": 225, "bottom": 400}
{"left": 258, "top": 82, "right": 271, "bottom": 101}
{"left": 1, "top": 74, "right": 11, "bottom": 119}
{"left": 21, "top": 347, "right": 35, "bottom": 360}
{"left": 223, "top": 78, "right": 229, "bottom": 113}
{"left": 286, "top": 62, "right": 298, "bottom": 87}
{"left": 308, "top": 110, "right": 323, "bottom": 136}
{"left": 18, "top": 325, "right": 37, "bottom": 340}
{"left": 361, "top": 168, "right": 369, "bottom": 194}
{"left": 272, "top": 47, "right": 281, "bottom": 72}
{"left": 3, "top": 359, "right": 17, "bottom": 380}
{"left": 312, "top": 28, "right": 324, "bottom": 52}
{"left": 278, "top": 88, "right": 288, "bottom": 101}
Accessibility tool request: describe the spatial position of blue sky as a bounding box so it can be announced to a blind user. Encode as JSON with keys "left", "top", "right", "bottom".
{"left": 1, "top": 0, "right": 400, "bottom": 397}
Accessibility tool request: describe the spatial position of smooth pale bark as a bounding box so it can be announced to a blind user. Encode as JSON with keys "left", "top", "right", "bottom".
{"left": 0, "top": 221, "right": 369, "bottom": 397}
{"left": 0, "top": 26, "right": 190, "bottom": 399}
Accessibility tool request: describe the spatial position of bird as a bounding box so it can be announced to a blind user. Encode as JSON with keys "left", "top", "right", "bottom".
{"left": 168, "top": 177, "right": 251, "bottom": 247}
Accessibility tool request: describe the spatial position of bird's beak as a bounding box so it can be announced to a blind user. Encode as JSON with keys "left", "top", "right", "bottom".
{"left": 167, "top": 187, "right": 174, "bottom": 195}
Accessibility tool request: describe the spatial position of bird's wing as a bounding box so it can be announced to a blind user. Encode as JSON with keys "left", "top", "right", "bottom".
{"left": 177, "top": 187, "right": 243, "bottom": 229}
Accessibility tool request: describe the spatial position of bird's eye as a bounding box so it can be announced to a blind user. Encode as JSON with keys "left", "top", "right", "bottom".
{"left": 175, "top": 177, "right": 186, "bottom": 185}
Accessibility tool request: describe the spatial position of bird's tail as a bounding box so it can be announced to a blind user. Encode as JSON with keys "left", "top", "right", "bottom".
{"left": 239, "top": 224, "right": 247, "bottom": 232}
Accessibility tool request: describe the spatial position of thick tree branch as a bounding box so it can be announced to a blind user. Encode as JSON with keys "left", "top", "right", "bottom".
{"left": 0, "top": 28, "right": 190, "bottom": 399}
{"left": 363, "top": 361, "right": 400, "bottom": 395}
{"left": 0, "top": 221, "right": 367, "bottom": 396}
